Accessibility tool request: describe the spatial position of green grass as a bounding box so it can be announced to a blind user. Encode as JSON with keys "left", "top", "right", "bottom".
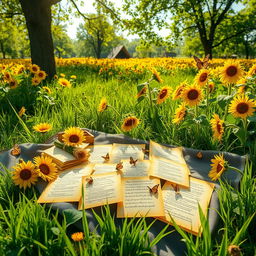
{"left": 0, "top": 65, "right": 255, "bottom": 255}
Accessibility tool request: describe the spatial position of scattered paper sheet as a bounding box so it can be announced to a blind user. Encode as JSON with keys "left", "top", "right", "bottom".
{"left": 149, "top": 141, "right": 188, "bottom": 168}
{"left": 78, "top": 172, "right": 122, "bottom": 210}
{"left": 149, "top": 156, "right": 190, "bottom": 188}
{"left": 87, "top": 145, "right": 113, "bottom": 163}
{"left": 160, "top": 177, "right": 215, "bottom": 235}
{"left": 117, "top": 177, "right": 165, "bottom": 218}
{"left": 37, "top": 165, "right": 93, "bottom": 203}
{"left": 121, "top": 160, "right": 151, "bottom": 178}
{"left": 92, "top": 163, "right": 117, "bottom": 175}
{"left": 110, "top": 143, "right": 145, "bottom": 163}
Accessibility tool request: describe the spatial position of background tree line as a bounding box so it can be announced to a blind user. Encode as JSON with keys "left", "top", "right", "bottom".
{"left": 0, "top": 0, "right": 255, "bottom": 77}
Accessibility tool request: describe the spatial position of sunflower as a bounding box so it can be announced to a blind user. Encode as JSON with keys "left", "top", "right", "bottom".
{"left": 62, "top": 127, "right": 85, "bottom": 147}
{"left": 3, "top": 71, "right": 12, "bottom": 82}
{"left": 32, "top": 77, "right": 41, "bottom": 86}
{"left": 9, "top": 79, "right": 18, "bottom": 89}
{"left": 34, "top": 155, "right": 58, "bottom": 182}
{"left": 70, "top": 75, "right": 77, "bottom": 79}
{"left": 33, "top": 123, "right": 52, "bottom": 133}
{"left": 172, "top": 103, "right": 187, "bottom": 124}
{"left": 121, "top": 116, "right": 140, "bottom": 132}
{"left": 208, "top": 154, "right": 227, "bottom": 181}
{"left": 12, "top": 160, "right": 38, "bottom": 189}
{"left": 220, "top": 61, "right": 243, "bottom": 84}
{"left": 42, "top": 86, "right": 52, "bottom": 94}
{"left": 247, "top": 64, "right": 256, "bottom": 77}
{"left": 30, "top": 64, "right": 40, "bottom": 74}
{"left": 151, "top": 68, "right": 163, "bottom": 83}
{"left": 60, "top": 73, "right": 66, "bottom": 77}
{"left": 210, "top": 114, "right": 224, "bottom": 141}
{"left": 194, "top": 69, "right": 210, "bottom": 87}
{"left": 98, "top": 97, "right": 108, "bottom": 112}
{"left": 237, "top": 85, "right": 246, "bottom": 95}
{"left": 136, "top": 86, "right": 147, "bottom": 99}
{"left": 172, "top": 82, "right": 187, "bottom": 100}
{"left": 58, "top": 78, "right": 71, "bottom": 88}
{"left": 18, "top": 106, "right": 26, "bottom": 117}
{"left": 36, "top": 70, "right": 47, "bottom": 80}
{"left": 71, "top": 232, "right": 84, "bottom": 242}
{"left": 208, "top": 82, "right": 215, "bottom": 93}
{"left": 181, "top": 84, "right": 203, "bottom": 106}
{"left": 156, "top": 86, "right": 172, "bottom": 104}
{"left": 229, "top": 95, "right": 256, "bottom": 119}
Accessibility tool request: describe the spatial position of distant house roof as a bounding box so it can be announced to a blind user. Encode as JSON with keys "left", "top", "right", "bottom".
{"left": 107, "top": 45, "right": 131, "bottom": 59}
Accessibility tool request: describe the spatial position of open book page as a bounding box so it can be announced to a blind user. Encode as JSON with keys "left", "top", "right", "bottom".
{"left": 87, "top": 145, "right": 113, "bottom": 164}
{"left": 92, "top": 163, "right": 117, "bottom": 175}
{"left": 109, "top": 144, "right": 145, "bottom": 163}
{"left": 121, "top": 160, "right": 151, "bottom": 178}
{"left": 42, "top": 146, "right": 76, "bottom": 163}
{"left": 78, "top": 172, "right": 122, "bottom": 210}
{"left": 117, "top": 177, "right": 165, "bottom": 218}
{"left": 37, "top": 165, "right": 93, "bottom": 203}
{"left": 149, "top": 156, "right": 190, "bottom": 188}
{"left": 149, "top": 141, "right": 188, "bottom": 168}
{"left": 160, "top": 177, "right": 215, "bottom": 236}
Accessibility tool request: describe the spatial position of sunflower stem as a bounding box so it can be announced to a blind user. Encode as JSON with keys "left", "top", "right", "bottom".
{"left": 108, "top": 105, "right": 121, "bottom": 117}
{"left": 242, "top": 118, "right": 248, "bottom": 152}
{"left": 206, "top": 83, "right": 209, "bottom": 117}
{"left": 228, "top": 165, "right": 244, "bottom": 176}
{"left": 223, "top": 84, "right": 233, "bottom": 121}
{"left": 147, "top": 82, "right": 154, "bottom": 117}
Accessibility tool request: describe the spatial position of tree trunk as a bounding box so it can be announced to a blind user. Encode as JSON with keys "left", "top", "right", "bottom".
{"left": 203, "top": 41, "right": 213, "bottom": 59}
{"left": 244, "top": 37, "right": 250, "bottom": 59}
{"left": 19, "top": 0, "right": 57, "bottom": 79}
{"left": 0, "top": 42, "right": 6, "bottom": 59}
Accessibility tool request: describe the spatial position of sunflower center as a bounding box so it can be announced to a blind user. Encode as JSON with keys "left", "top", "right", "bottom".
{"left": 62, "top": 82, "right": 67, "bottom": 86}
{"left": 69, "top": 134, "right": 80, "bottom": 143}
{"left": 125, "top": 118, "right": 136, "bottom": 126}
{"left": 39, "top": 164, "right": 50, "bottom": 175}
{"left": 20, "top": 169, "right": 32, "bottom": 180}
{"left": 216, "top": 163, "right": 224, "bottom": 173}
{"left": 236, "top": 103, "right": 249, "bottom": 114}
{"left": 159, "top": 89, "right": 168, "bottom": 99}
{"left": 39, "top": 73, "right": 43, "bottom": 77}
{"left": 10, "top": 81, "right": 16, "bottom": 87}
{"left": 187, "top": 89, "right": 199, "bottom": 100}
{"left": 226, "top": 66, "right": 237, "bottom": 77}
{"left": 199, "top": 73, "right": 208, "bottom": 82}
{"left": 217, "top": 122, "right": 222, "bottom": 134}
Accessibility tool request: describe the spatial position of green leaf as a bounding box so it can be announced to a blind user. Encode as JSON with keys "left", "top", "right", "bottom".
{"left": 63, "top": 209, "right": 83, "bottom": 227}
{"left": 193, "top": 114, "right": 208, "bottom": 125}
{"left": 51, "top": 227, "right": 60, "bottom": 236}
{"left": 216, "top": 95, "right": 233, "bottom": 110}
{"left": 233, "top": 127, "right": 246, "bottom": 144}
{"left": 226, "top": 114, "right": 237, "bottom": 124}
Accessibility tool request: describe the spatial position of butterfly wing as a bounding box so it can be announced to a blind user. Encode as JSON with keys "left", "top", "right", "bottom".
{"left": 86, "top": 177, "right": 93, "bottom": 184}
{"left": 202, "top": 54, "right": 210, "bottom": 68}
{"left": 148, "top": 184, "right": 159, "bottom": 194}
{"left": 11, "top": 144, "right": 21, "bottom": 156}
{"left": 129, "top": 156, "right": 134, "bottom": 165}
{"left": 193, "top": 56, "right": 203, "bottom": 69}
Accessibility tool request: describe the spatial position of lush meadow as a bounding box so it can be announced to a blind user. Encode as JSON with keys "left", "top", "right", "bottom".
{"left": 0, "top": 57, "right": 256, "bottom": 255}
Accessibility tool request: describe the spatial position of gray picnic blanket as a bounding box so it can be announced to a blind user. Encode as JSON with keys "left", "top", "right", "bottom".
{"left": 0, "top": 129, "right": 246, "bottom": 256}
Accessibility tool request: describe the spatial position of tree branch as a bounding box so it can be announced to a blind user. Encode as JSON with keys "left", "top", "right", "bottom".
{"left": 213, "top": 28, "right": 256, "bottom": 48}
